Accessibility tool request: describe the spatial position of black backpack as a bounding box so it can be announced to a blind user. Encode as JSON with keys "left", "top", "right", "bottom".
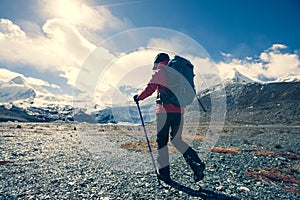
{"left": 159, "top": 55, "right": 196, "bottom": 107}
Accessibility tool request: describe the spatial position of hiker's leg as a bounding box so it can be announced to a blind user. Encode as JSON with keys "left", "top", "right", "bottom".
{"left": 156, "top": 113, "right": 171, "bottom": 180}
{"left": 169, "top": 113, "right": 206, "bottom": 182}
{"left": 169, "top": 113, "right": 189, "bottom": 153}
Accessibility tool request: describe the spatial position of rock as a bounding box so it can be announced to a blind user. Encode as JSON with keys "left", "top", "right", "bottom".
{"left": 255, "top": 181, "right": 262, "bottom": 186}
{"left": 238, "top": 186, "right": 250, "bottom": 192}
{"left": 216, "top": 185, "right": 224, "bottom": 191}
{"left": 277, "top": 156, "right": 286, "bottom": 161}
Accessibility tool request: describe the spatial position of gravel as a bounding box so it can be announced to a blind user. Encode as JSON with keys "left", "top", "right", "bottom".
{"left": 1, "top": 123, "right": 299, "bottom": 199}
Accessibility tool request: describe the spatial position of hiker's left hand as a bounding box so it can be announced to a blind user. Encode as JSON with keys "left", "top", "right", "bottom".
{"left": 133, "top": 95, "right": 139, "bottom": 103}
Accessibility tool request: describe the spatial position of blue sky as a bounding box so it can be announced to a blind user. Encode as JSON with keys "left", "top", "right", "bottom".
{"left": 103, "top": 0, "right": 300, "bottom": 59}
{"left": 0, "top": 0, "right": 299, "bottom": 95}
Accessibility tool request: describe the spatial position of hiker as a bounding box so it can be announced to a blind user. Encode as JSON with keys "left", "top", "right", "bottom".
{"left": 133, "top": 53, "right": 205, "bottom": 184}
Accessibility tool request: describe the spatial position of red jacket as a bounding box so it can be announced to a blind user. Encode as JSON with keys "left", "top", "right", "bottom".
{"left": 138, "top": 60, "right": 184, "bottom": 113}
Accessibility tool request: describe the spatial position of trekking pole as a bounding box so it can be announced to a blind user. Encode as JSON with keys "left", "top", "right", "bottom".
{"left": 135, "top": 101, "right": 161, "bottom": 186}
{"left": 196, "top": 95, "right": 207, "bottom": 112}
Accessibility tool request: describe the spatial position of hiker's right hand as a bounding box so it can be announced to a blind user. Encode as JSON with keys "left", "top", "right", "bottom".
{"left": 133, "top": 94, "right": 139, "bottom": 103}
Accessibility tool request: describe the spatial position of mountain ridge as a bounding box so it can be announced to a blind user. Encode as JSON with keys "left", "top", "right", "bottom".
{"left": 0, "top": 71, "right": 299, "bottom": 124}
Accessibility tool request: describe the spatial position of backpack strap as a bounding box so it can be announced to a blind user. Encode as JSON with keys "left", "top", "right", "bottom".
{"left": 156, "top": 85, "right": 170, "bottom": 104}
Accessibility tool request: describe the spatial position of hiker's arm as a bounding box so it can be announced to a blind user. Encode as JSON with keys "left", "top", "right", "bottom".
{"left": 138, "top": 69, "right": 167, "bottom": 101}
{"left": 138, "top": 82, "right": 156, "bottom": 100}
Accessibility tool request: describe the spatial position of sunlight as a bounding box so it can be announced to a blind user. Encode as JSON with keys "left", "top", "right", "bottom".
{"left": 39, "top": 0, "right": 116, "bottom": 31}
{"left": 40, "top": 0, "right": 98, "bottom": 27}
{"left": 54, "top": 0, "right": 84, "bottom": 23}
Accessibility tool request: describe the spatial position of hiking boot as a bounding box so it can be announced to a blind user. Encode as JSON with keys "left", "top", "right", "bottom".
{"left": 193, "top": 162, "right": 205, "bottom": 183}
{"left": 183, "top": 147, "right": 206, "bottom": 183}
{"left": 158, "top": 166, "right": 171, "bottom": 184}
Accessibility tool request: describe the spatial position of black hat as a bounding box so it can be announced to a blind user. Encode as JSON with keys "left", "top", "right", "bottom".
{"left": 154, "top": 53, "right": 169, "bottom": 64}
{"left": 153, "top": 53, "right": 169, "bottom": 70}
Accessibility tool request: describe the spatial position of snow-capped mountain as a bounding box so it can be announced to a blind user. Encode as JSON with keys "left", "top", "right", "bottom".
{"left": 1, "top": 69, "right": 299, "bottom": 124}
{"left": 274, "top": 75, "right": 300, "bottom": 82}
{"left": 0, "top": 76, "right": 36, "bottom": 102}
{"left": 95, "top": 85, "right": 134, "bottom": 108}
{"left": 10, "top": 76, "right": 30, "bottom": 85}
{"left": 0, "top": 76, "right": 72, "bottom": 107}
{"left": 89, "top": 85, "right": 156, "bottom": 123}
{"left": 119, "top": 85, "right": 141, "bottom": 97}
{"left": 94, "top": 84, "right": 154, "bottom": 108}
{"left": 221, "top": 68, "right": 259, "bottom": 84}
{"left": 0, "top": 76, "right": 74, "bottom": 122}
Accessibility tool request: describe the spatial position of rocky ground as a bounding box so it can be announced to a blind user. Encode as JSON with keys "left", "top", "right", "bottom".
{"left": 0, "top": 123, "right": 299, "bottom": 199}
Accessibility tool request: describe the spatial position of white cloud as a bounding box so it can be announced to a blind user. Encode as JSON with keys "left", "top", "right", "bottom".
{"left": 39, "top": 0, "right": 101, "bottom": 29}
{"left": 73, "top": 46, "right": 116, "bottom": 95}
{"left": 0, "top": 0, "right": 131, "bottom": 94}
{"left": 148, "top": 37, "right": 185, "bottom": 54}
{"left": 0, "top": 19, "right": 98, "bottom": 96}
{"left": 270, "top": 44, "right": 287, "bottom": 51}
{"left": 259, "top": 51, "right": 300, "bottom": 78}
{"left": 97, "top": 48, "right": 160, "bottom": 89}
{"left": 0, "top": 68, "right": 21, "bottom": 82}
{"left": 80, "top": 48, "right": 158, "bottom": 101}
{"left": 17, "top": 20, "right": 44, "bottom": 38}
{"left": 0, "top": 19, "right": 26, "bottom": 38}
{"left": 0, "top": 17, "right": 98, "bottom": 92}
{"left": 0, "top": 18, "right": 96, "bottom": 71}
{"left": 42, "top": 18, "right": 96, "bottom": 65}
{"left": 220, "top": 52, "right": 231, "bottom": 58}
{"left": 218, "top": 44, "right": 300, "bottom": 81}
{"left": 26, "top": 77, "right": 60, "bottom": 89}
{"left": 147, "top": 35, "right": 207, "bottom": 57}
{"left": 259, "top": 52, "right": 269, "bottom": 62}
{"left": 38, "top": 0, "right": 131, "bottom": 37}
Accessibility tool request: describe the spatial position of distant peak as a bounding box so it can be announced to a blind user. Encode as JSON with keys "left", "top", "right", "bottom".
{"left": 222, "top": 68, "right": 258, "bottom": 84}
{"left": 10, "top": 76, "right": 27, "bottom": 85}
{"left": 275, "top": 75, "right": 300, "bottom": 82}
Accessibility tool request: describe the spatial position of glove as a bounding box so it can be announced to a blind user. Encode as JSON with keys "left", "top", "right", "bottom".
{"left": 133, "top": 94, "right": 139, "bottom": 103}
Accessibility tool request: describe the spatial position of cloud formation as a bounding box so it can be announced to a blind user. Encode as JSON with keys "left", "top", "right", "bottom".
{"left": 0, "top": 18, "right": 98, "bottom": 92}
{"left": 0, "top": 18, "right": 95, "bottom": 70}
{"left": 0, "top": 0, "right": 131, "bottom": 90}
{"left": 217, "top": 44, "right": 300, "bottom": 81}
{"left": 38, "top": 0, "right": 129, "bottom": 32}
{"left": 259, "top": 44, "right": 300, "bottom": 78}
{"left": 0, "top": 0, "right": 299, "bottom": 101}
{"left": 38, "top": 0, "right": 131, "bottom": 44}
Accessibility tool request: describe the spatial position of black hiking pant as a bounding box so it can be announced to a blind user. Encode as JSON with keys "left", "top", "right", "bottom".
{"left": 156, "top": 113, "right": 201, "bottom": 170}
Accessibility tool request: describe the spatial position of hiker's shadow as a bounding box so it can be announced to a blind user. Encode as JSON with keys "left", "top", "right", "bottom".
{"left": 166, "top": 180, "right": 239, "bottom": 200}
{"left": 195, "top": 188, "right": 239, "bottom": 200}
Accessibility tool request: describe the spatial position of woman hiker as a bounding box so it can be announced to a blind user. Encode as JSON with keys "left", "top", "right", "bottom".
{"left": 133, "top": 53, "right": 205, "bottom": 184}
